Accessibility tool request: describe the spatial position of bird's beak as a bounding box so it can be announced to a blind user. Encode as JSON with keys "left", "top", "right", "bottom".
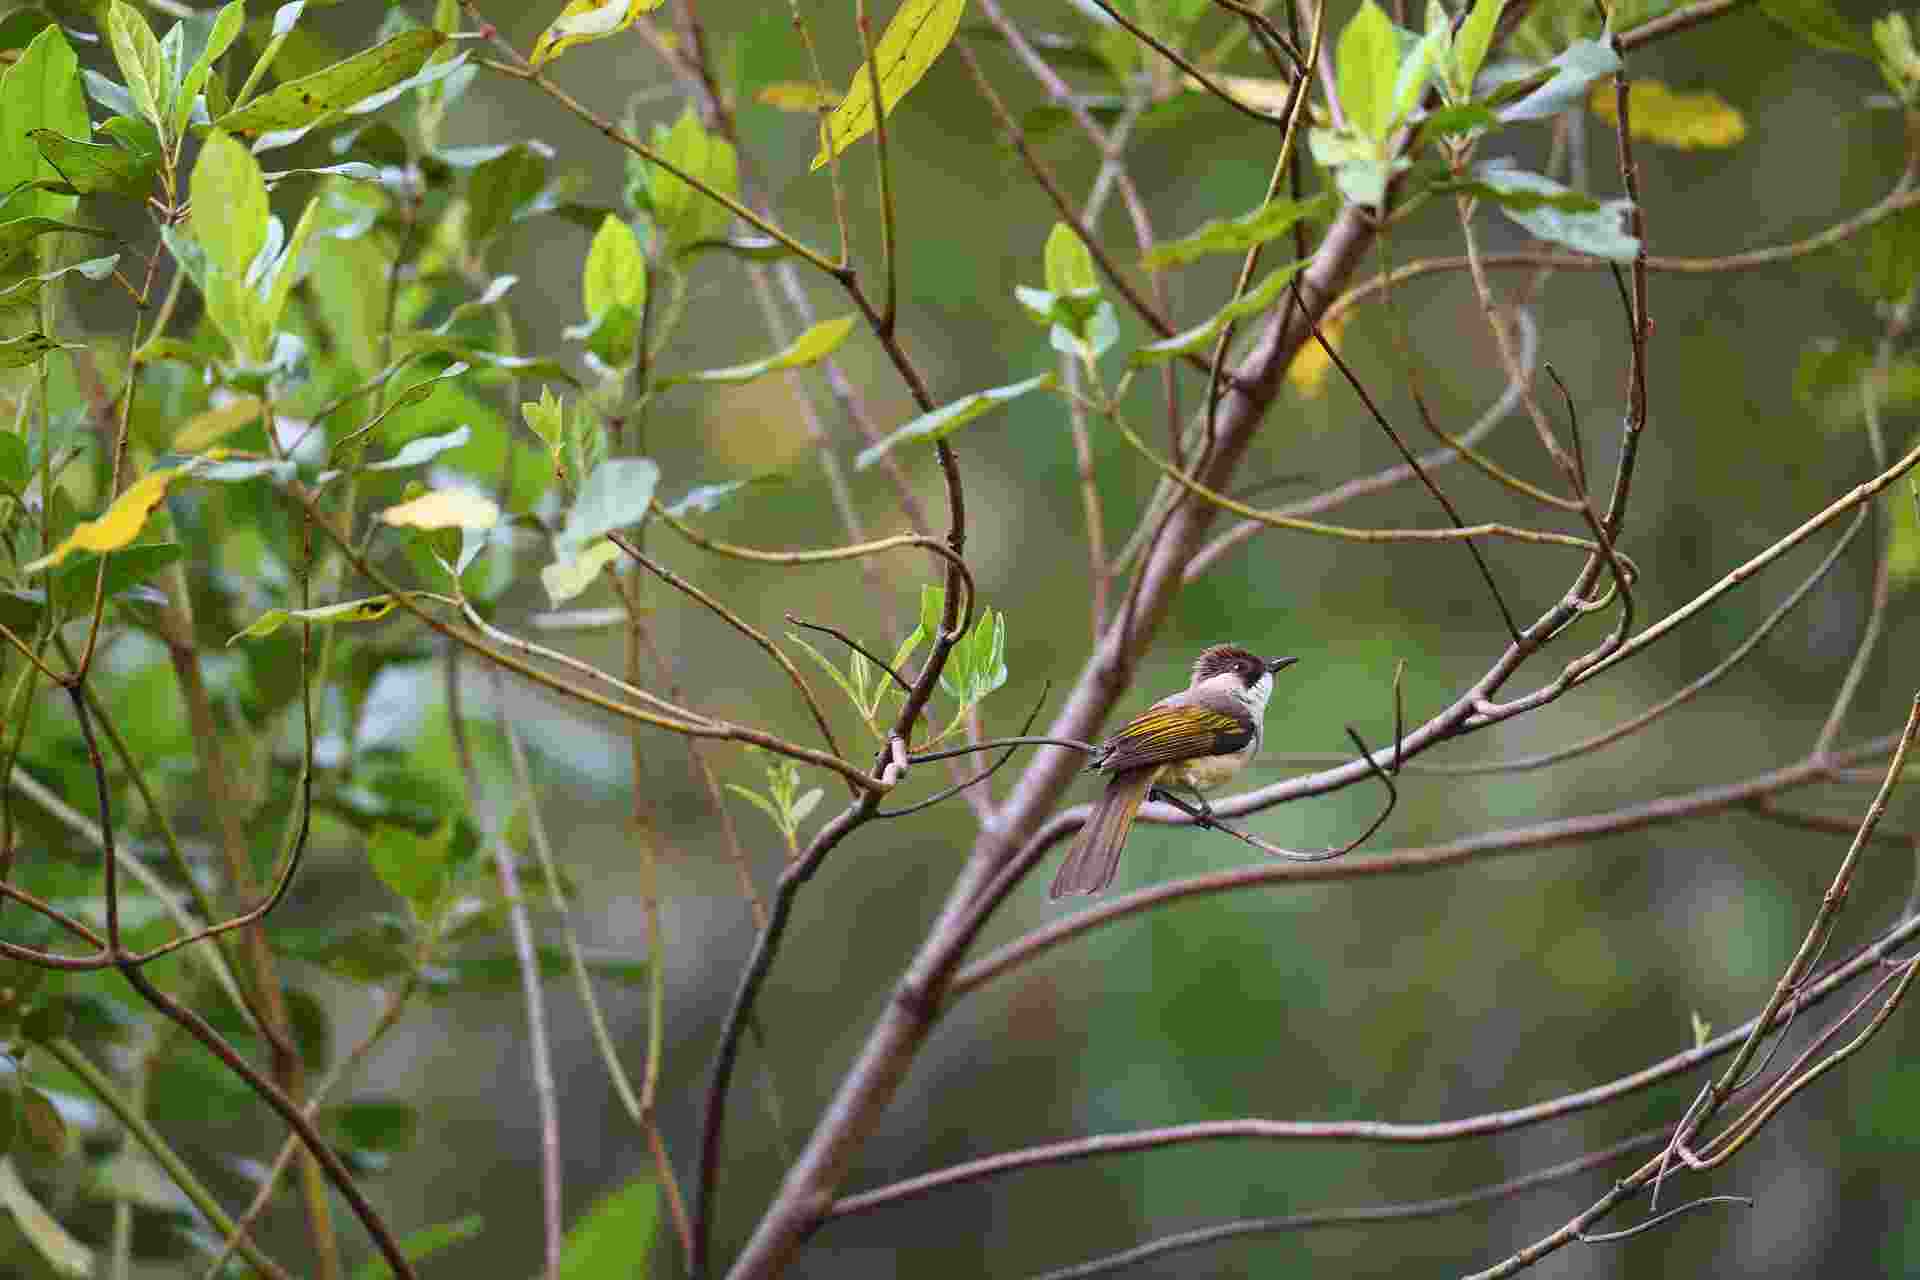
{"left": 1266, "top": 656, "right": 1299, "bottom": 674}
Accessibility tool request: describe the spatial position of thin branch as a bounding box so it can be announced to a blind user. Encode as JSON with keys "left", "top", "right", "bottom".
{"left": 1026, "top": 1130, "right": 1668, "bottom": 1280}
{"left": 610, "top": 532, "right": 846, "bottom": 769}
{"left": 877, "top": 682, "right": 1051, "bottom": 819}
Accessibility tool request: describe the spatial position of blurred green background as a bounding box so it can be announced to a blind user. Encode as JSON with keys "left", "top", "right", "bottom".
{"left": 27, "top": 0, "right": 1920, "bottom": 1275}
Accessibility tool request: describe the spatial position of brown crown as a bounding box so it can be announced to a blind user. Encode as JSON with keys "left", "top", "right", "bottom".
{"left": 1191, "top": 643, "right": 1269, "bottom": 685}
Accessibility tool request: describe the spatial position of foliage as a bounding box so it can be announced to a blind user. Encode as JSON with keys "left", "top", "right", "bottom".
{"left": 0, "top": 0, "right": 1918, "bottom": 1278}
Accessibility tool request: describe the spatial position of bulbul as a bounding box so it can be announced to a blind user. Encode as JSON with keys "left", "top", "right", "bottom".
{"left": 1049, "top": 644, "right": 1298, "bottom": 899}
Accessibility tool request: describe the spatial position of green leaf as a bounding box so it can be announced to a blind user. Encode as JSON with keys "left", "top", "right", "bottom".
{"left": 522, "top": 386, "right": 565, "bottom": 448}
{"left": 28, "top": 129, "right": 156, "bottom": 199}
{"left": 1498, "top": 38, "right": 1621, "bottom": 122}
{"left": 1131, "top": 259, "right": 1309, "bottom": 363}
{"left": 19, "top": 1085, "right": 66, "bottom": 1159}
{"left": 349, "top": 1215, "right": 485, "bottom": 1280}
{"left": 787, "top": 631, "right": 866, "bottom": 710}
{"left": 1044, "top": 221, "right": 1099, "bottom": 297}
{"left": 1337, "top": 0, "right": 1401, "bottom": 139}
{"left": 854, "top": 372, "right": 1056, "bottom": 469}
{"left": 561, "top": 1178, "right": 658, "bottom": 1280}
{"left": 940, "top": 607, "right": 1007, "bottom": 704}
{"left": 556, "top": 457, "right": 660, "bottom": 563}
{"left": 1143, "top": 192, "right": 1334, "bottom": 268}
{"left": 468, "top": 142, "right": 550, "bottom": 245}
{"left": 106, "top": 1, "right": 169, "bottom": 132}
{"left": 0, "top": 253, "right": 121, "bottom": 305}
{"left": 1452, "top": 0, "right": 1506, "bottom": 97}
{"left": 1442, "top": 163, "right": 1604, "bottom": 212}
{"left": 665, "top": 314, "right": 856, "bottom": 385}
{"left": 368, "top": 822, "right": 454, "bottom": 919}
{"left": 0, "top": 25, "right": 88, "bottom": 226}
{"left": 263, "top": 193, "right": 324, "bottom": 331}
{"left": 325, "top": 1099, "right": 419, "bottom": 1155}
{"left": 228, "top": 595, "right": 398, "bottom": 643}
{"left": 919, "top": 583, "right": 944, "bottom": 642}
{"left": 215, "top": 28, "right": 448, "bottom": 136}
{"left": 1857, "top": 204, "right": 1920, "bottom": 305}
{"left": 48, "top": 541, "right": 183, "bottom": 613}
{"left": 650, "top": 106, "right": 738, "bottom": 252}
{"left": 0, "top": 432, "right": 26, "bottom": 494}
{"left": 812, "top": 0, "right": 966, "bottom": 170}
{"left": 0, "top": 331, "right": 82, "bottom": 368}
{"left": 0, "top": 217, "right": 115, "bottom": 274}
{"left": 190, "top": 130, "right": 268, "bottom": 278}
{"left": 1306, "top": 126, "right": 1402, "bottom": 207}
{"left": 1760, "top": 0, "right": 1876, "bottom": 58}
{"left": 172, "top": 0, "right": 246, "bottom": 140}
{"left": 726, "top": 783, "right": 785, "bottom": 832}
{"left": 367, "top": 425, "right": 472, "bottom": 472}
{"left": 582, "top": 214, "right": 646, "bottom": 317}
{"left": 0, "top": 1056, "right": 18, "bottom": 1158}
{"left": 664, "top": 474, "right": 783, "bottom": 516}
{"left": 1474, "top": 165, "right": 1638, "bottom": 260}
{"left": 0, "top": 1160, "right": 93, "bottom": 1277}
{"left": 1792, "top": 339, "right": 1869, "bottom": 415}
{"left": 1889, "top": 478, "right": 1920, "bottom": 588}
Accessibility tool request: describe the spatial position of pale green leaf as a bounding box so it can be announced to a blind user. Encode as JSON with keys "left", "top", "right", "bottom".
{"left": 666, "top": 315, "right": 855, "bottom": 385}
{"left": 854, "top": 372, "right": 1056, "bottom": 469}
{"left": 1337, "top": 0, "right": 1401, "bottom": 139}
{"left": 190, "top": 130, "right": 268, "bottom": 278}
{"left": 228, "top": 596, "right": 398, "bottom": 643}
{"left": 1143, "top": 193, "right": 1333, "bottom": 269}
{"left": 650, "top": 106, "right": 738, "bottom": 251}
{"left": 583, "top": 214, "right": 646, "bottom": 317}
{"left": 173, "top": 1, "right": 246, "bottom": 138}
{"left": 107, "top": 1, "right": 168, "bottom": 131}
{"left": 215, "top": 29, "right": 448, "bottom": 136}
{"left": 556, "top": 457, "right": 660, "bottom": 562}
{"left": 1132, "top": 259, "right": 1309, "bottom": 363}
{"left": 1044, "top": 221, "right": 1098, "bottom": 297}
{"left": 0, "top": 331, "right": 83, "bottom": 368}
{"left": 367, "top": 425, "right": 472, "bottom": 472}
{"left": 0, "top": 26, "right": 89, "bottom": 225}
{"left": 1452, "top": 0, "right": 1506, "bottom": 96}
{"left": 1498, "top": 38, "right": 1621, "bottom": 122}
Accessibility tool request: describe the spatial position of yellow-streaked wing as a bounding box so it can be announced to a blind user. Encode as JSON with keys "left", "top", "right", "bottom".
{"left": 1095, "top": 703, "right": 1251, "bottom": 774}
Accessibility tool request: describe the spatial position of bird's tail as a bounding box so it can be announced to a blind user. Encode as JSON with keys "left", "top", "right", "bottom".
{"left": 1049, "top": 768, "right": 1155, "bottom": 899}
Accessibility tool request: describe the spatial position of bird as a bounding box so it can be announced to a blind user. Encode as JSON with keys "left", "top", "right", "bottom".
{"left": 1049, "top": 644, "right": 1297, "bottom": 899}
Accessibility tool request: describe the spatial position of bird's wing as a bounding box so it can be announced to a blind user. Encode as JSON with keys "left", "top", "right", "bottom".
{"left": 1095, "top": 702, "right": 1253, "bottom": 773}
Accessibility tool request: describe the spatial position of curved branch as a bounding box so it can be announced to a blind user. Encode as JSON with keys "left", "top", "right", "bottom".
{"left": 611, "top": 533, "right": 846, "bottom": 769}
{"left": 953, "top": 735, "right": 1897, "bottom": 996}
{"left": 834, "top": 908, "right": 1920, "bottom": 1222}
{"left": 1025, "top": 1130, "right": 1667, "bottom": 1280}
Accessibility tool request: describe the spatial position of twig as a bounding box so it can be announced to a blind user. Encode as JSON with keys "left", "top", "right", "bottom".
{"left": 1025, "top": 1130, "right": 1668, "bottom": 1280}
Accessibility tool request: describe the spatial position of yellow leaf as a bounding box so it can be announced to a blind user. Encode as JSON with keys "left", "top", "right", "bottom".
{"left": 1587, "top": 79, "right": 1746, "bottom": 149}
{"left": 172, "top": 395, "right": 263, "bottom": 451}
{"left": 23, "top": 470, "right": 174, "bottom": 572}
{"left": 540, "top": 538, "right": 623, "bottom": 606}
{"left": 811, "top": 0, "right": 967, "bottom": 171}
{"left": 1287, "top": 311, "right": 1351, "bottom": 397}
{"left": 529, "top": 0, "right": 665, "bottom": 68}
{"left": 1183, "top": 73, "right": 1297, "bottom": 115}
{"left": 379, "top": 489, "right": 501, "bottom": 531}
{"left": 757, "top": 81, "right": 842, "bottom": 113}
